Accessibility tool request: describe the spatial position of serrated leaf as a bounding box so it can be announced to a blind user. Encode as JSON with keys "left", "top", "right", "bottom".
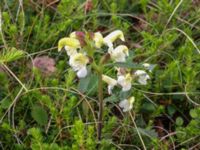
{"left": 31, "top": 106, "right": 48, "bottom": 125}
{"left": 137, "top": 128, "right": 158, "bottom": 138}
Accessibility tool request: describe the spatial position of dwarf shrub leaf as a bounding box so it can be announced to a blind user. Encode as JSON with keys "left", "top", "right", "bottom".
{"left": 176, "top": 117, "right": 184, "bottom": 126}
{"left": 31, "top": 106, "right": 48, "bottom": 126}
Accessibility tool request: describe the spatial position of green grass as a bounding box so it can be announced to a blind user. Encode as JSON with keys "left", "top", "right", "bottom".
{"left": 0, "top": 0, "right": 200, "bottom": 149}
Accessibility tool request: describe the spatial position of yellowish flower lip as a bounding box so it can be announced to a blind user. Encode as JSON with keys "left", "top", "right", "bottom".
{"left": 58, "top": 37, "right": 80, "bottom": 51}
{"left": 102, "top": 75, "right": 117, "bottom": 85}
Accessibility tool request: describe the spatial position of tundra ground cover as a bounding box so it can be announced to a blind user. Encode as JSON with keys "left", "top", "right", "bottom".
{"left": 0, "top": 0, "right": 200, "bottom": 149}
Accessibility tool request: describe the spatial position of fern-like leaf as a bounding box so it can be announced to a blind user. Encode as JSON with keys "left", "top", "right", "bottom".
{"left": 0, "top": 47, "right": 25, "bottom": 63}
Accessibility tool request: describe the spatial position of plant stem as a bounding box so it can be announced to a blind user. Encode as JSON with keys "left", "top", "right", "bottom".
{"left": 93, "top": 55, "right": 107, "bottom": 141}
{"left": 129, "top": 111, "right": 146, "bottom": 150}
{"left": 2, "top": 63, "right": 28, "bottom": 92}
{"left": 97, "top": 69, "right": 103, "bottom": 141}
{"left": 0, "top": 9, "right": 8, "bottom": 49}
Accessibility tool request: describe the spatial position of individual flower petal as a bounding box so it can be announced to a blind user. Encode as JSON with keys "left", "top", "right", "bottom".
{"left": 64, "top": 46, "right": 77, "bottom": 57}
{"left": 69, "top": 32, "right": 77, "bottom": 38}
{"left": 104, "top": 30, "right": 125, "bottom": 43}
{"left": 119, "top": 96, "right": 135, "bottom": 112}
{"left": 102, "top": 75, "right": 117, "bottom": 94}
{"left": 134, "top": 70, "right": 150, "bottom": 85}
{"left": 93, "top": 32, "right": 104, "bottom": 48}
{"left": 58, "top": 37, "right": 80, "bottom": 51}
{"left": 117, "top": 73, "right": 132, "bottom": 91}
{"left": 103, "top": 30, "right": 125, "bottom": 52}
{"left": 110, "top": 45, "right": 129, "bottom": 62}
{"left": 77, "top": 66, "right": 87, "bottom": 78}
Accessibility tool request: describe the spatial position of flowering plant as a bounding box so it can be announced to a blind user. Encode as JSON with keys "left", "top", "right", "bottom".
{"left": 58, "top": 30, "right": 153, "bottom": 140}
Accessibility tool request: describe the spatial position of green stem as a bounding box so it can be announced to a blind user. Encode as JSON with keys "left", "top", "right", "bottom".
{"left": 97, "top": 69, "right": 103, "bottom": 141}
{"left": 92, "top": 55, "right": 108, "bottom": 141}
{"left": 129, "top": 111, "right": 146, "bottom": 150}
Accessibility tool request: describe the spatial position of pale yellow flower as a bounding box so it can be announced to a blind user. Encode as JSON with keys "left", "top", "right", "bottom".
{"left": 69, "top": 53, "right": 89, "bottom": 78}
{"left": 134, "top": 70, "right": 150, "bottom": 85}
{"left": 58, "top": 37, "right": 80, "bottom": 56}
{"left": 117, "top": 73, "right": 132, "bottom": 91}
{"left": 103, "top": 30, "right": 125, "bottom": 52}
{"left": 110, "top": 45, "right": 129, "bottom": 62}
{"left": 119, "top": 96, "right": 135, "bottom": 112}
{"left": 102, "top": 75, "right": 117, "bottom": 94}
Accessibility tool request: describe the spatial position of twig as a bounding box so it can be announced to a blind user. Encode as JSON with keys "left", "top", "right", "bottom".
{"left": 164, "top": 0, "right": 183, "bottom": 29}
{"left": 0, "top": 87, "right": 23, "bottom": 123}
{"left": 2, "top": 63, "right": 28, "bottom": 92}
{"left": 129, "top": 111, "right": 147, "bottom": 150}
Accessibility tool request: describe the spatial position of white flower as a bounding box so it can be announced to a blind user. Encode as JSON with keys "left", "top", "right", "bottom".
{"left": 103, "top": 30, "right": 125, "bottom": 52}
{"left": 117, "top": 73, "right": 132, "bottom": 91}
{"left": 119, "top": 96, "right": 135, "bottom": 112}
{"left": 93, "top": 32, "right": 104, "bottom": 48}
{"left": 102, "top": 75, "right": 117, "bottom": 94}
{"left": 58, "top": 37, "right": 80, "bottom": 57}
{"left": 134, "top": 70, "right": 150, "bottom": 85}
{"left": 110, "top": 45, "right": 129, "bottom": 62}
{"left": 143, "top": 63, "right": 155, "bottom": 72}
{"left": 69, "top": 53, "right": 89, "bottom": 78}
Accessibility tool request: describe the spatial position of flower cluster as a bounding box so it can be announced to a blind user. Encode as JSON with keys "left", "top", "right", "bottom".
{"left": 58, "top": 30, "right": 152, "bottom": 112}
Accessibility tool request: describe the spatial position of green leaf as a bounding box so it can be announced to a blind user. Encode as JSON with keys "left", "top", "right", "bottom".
{"left": 137, "top": 128, "right": 158, "bottom": 138}
{"left": 141, "top": 102, "right": 156, "bottom": 113}
{"left": 110, "top": 62, "right": 142, "bottom": 69}
{"left": 167, "top": 105, "right": 176, "bottom": 116}
{"left": 86, "top": 74, "right": 98, "bottom": 95}
{"left": 78, "top": 73, "right": 98, "bottom": 95}
{"left": 176, "top": 117, "right": 183, "bottom": 126}
{"left": 190, "top": 109, "right": 198, "bottom": 118}
{"left": 78, "top": 74, "right": 91, "bottom": 93}
{"left": 119, "top": 91, "right": 131, "bottom": 100}
{"left": 31, "top": 105, "right": 48, "bottom": 125}
{"left": 0, "top": 47, "right": 25, "bottom": 63}
{"left": 0, "top": 98, "right": 12, "bottom": 109}
{"left": 104, "top": 94, "right": 118, "bottom": 103}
